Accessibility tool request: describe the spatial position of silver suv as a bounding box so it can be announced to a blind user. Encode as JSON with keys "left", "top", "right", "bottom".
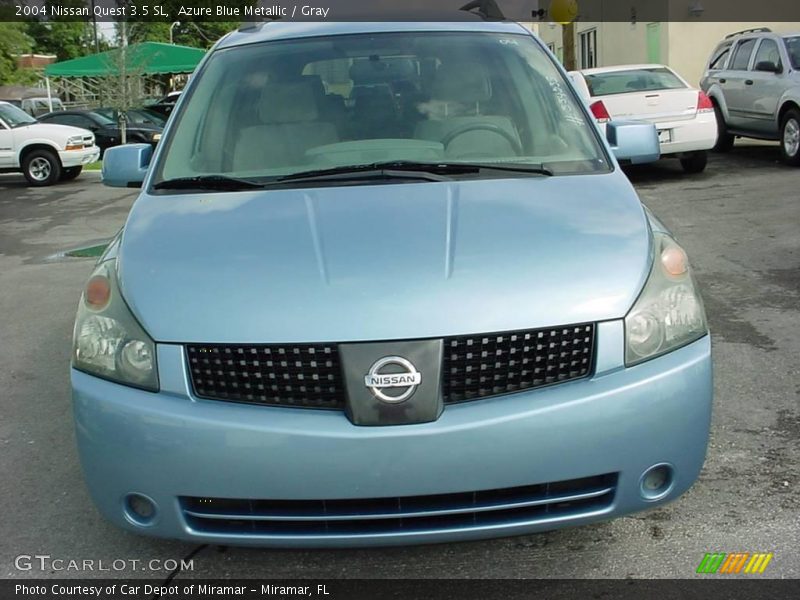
{"left": 700, "top": 28, "right": 800, "bottom": 165}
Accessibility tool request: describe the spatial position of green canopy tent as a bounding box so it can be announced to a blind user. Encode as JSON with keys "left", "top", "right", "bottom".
{"left": 42, "top": 42, "right": 206, "bottom": 110}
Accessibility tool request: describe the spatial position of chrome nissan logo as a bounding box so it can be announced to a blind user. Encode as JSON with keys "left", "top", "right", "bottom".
{"left": 364, "top": 356, "right": 422, "bottom": 404}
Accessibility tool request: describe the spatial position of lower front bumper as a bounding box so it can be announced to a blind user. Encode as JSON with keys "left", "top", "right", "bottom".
{"left": 72, "top": 329, "right": 712, "bottom": 547}
{"left": 60, "top": 147, "right": 100, "bottom": 167}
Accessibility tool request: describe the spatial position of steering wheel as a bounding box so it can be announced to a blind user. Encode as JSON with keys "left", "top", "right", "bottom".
{"left": 440, "top": 123, "right": 523, "bottom": 156}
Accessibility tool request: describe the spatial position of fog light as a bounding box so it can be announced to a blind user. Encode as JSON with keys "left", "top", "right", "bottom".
{"left": 639, "top": 464, "right": 674, "bottom": 500}
{"left": 124, "top": 493, "right": 158, "bottom": 526}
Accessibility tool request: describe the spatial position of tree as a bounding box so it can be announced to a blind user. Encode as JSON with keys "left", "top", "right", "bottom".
{"left": 0, "top": 23, "right": 36, "bottom": 85}
{"left": 25, "top": 1, "right": 93, "bottom": 61}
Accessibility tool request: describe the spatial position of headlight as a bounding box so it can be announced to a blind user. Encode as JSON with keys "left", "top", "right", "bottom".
{"left": 625, "top": 233, "right": 707, "bottom": 365}
{"left": 72, "top": 260, "right": 159, "bottom": 391}
{"left": 152, "top": 133, "right": 161, "bottom": 142}
{"left": 65, "top": 135, "right": 84, "bottom": 150}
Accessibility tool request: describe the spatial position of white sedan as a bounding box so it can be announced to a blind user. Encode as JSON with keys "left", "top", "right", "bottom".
{"left": 569, "top": 64, "right": 717, "bottom": 173}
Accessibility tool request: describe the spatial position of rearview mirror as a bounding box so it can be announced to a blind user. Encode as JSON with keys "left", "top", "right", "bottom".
{"left": 754, "top": 60, "right": 781, "bottom": 73}
{"left": 102, "top": 144, "right": 152, "bottom": 188}
{"left": 606, "top": 120, "right": 660, "bottom": 164}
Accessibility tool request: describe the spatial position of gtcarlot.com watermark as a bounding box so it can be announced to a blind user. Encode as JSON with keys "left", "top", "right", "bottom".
{"left": 14, "top": 554, "right": 194, "bottom": 573}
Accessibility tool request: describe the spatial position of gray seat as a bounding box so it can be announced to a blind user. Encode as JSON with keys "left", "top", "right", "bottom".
{"left": 234, "top": 81, "right": 338, "bottom": 171}
{"left": 415, "top": 63, "right": 521, "bottom": 159}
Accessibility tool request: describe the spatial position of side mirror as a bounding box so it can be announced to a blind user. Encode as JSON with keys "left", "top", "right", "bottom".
{"left": 754, "top": 60, "right": 781, "bottom": 73}
{"left": 102, "top": 143, "right": 152, "bottom": 188}
{"left": 606, "top": 120, "right": 660, "bottom": 164}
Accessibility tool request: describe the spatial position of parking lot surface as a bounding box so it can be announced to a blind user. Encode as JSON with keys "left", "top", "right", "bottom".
{"left": 1, "top": 145, "right": 798, "bottom": 579}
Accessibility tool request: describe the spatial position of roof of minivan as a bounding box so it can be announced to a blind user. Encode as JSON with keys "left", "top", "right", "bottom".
{"left": 217, "top": 20, "right": 531, "bottom": 49}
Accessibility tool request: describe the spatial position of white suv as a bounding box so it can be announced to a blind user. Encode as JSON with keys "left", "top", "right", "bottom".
{"left": 0, "top": 101, "right": 100, "bottom": 186}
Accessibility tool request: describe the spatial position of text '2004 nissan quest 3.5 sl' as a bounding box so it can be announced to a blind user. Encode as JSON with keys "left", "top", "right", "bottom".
{"left": 71, "top": 18, "right": 712, "bottom": 547}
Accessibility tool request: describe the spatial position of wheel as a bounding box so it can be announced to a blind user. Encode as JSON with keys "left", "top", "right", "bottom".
{"left": 712, "top": 103, "right": 734, "bottom": 152}
{"left": 779, "top": 108, "right": 800, "bottom": 166}
{"left": 440, "top": 123, "right": 524, "bottom": 156}
{"left": 22, "top": 149, "right": 61, "bottom": 186}
{"left": 680, "top": 151, "right": 708, "bottom": 174}
{"left": 61, "top": 166, "right": 83, "bottom": 181}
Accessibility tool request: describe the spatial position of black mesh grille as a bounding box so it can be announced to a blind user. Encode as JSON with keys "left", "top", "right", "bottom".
{"left": 186, "top": 323, "right": 595, "bottom": 409}
{"left": 186, "top": 344, "right": 345, "bottom": 409}
{"left": 442, "top": 323, "right": 595, "bottom": 403}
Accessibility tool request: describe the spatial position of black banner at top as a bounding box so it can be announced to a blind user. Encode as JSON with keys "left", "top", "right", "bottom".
{"left": 2, "top": 0, "right": 800, "bottom": 22}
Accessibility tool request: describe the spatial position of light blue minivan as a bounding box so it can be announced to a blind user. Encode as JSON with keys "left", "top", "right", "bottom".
{"left": 72, "top": 17, "right": 712, "bottom": 547}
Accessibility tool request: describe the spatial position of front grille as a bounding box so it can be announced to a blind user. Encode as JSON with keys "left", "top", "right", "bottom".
{"left": 186, "top": 344, "right": 345, "bottom": 409}
{"left": 442, "top": 324, "right": 595, "bottom": 403}
{"left": 180, "top": 473, "right": 616, "bottom": 538}
{"left": 186, "top": 323, "right": 595, "bottom": 409}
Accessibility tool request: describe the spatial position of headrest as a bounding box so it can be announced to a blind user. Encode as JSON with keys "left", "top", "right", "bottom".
{"left": 259, "top": 81, "right": 319, "bottom": 123}
{"left": 431, "top": 63, "right": 491, "bottom": 103}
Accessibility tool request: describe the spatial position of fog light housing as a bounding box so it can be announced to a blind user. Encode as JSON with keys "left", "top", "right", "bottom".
{"left": 639, "top": 464, "right": 674, "bottom": 501}
{"left": 124, "top": 493, "right": 158, "bottom": 526}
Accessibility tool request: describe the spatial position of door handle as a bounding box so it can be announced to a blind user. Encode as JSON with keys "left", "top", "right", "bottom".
{"left": 745, "top": 79, "right": 754, "bottom": 85}
{"left": 719, "top": 78, "right": 726, "bottom": 84}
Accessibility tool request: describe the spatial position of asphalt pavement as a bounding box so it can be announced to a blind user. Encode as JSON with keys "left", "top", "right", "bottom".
{"left": 1, "top": 144, "right": 798, "bottom": 580}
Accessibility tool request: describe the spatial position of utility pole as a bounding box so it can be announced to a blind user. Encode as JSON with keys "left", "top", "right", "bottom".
{"left": 119, "top": 18, "right": 128, "bottom": 144}
{"left": 90, "top": 0, "right": 100, "bottom": 53}
{"left": 562, "top": 22, "right": 576, "bottom": 70}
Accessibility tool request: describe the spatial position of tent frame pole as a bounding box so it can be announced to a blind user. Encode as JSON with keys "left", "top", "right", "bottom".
{"left": 45, "top": 77, "right": 53, "bottom": 112}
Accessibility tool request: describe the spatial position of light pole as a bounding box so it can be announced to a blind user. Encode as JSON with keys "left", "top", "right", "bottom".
{"left": 169, "top": 21, "right": 181, "bottom": 45}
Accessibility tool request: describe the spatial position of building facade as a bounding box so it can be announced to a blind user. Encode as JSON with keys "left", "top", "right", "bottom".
{"left": 529, "top": 20, "right": 800, "bottom": 86}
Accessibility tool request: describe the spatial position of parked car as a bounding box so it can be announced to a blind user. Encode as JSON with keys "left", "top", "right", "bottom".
{"left": 0, "top": 85, "right": 66, "bottom": 117}
{"left": 74, "top": 18, "right": 711, "bottom": 547}
{"left": 700, "top": 27, "right": 800, "bottom": 165}
{"left": 0, "top": 100, "right": 98, "bottom": 186}
{"left": 570, "top": 64, "right": 717, "bottom": 173}
{"left": 37, "top": 109, "right": 162, "bottom": 157}
{"left": 146, "top": 91, "right": 182, "bottom": 117}
{"left": 94, "top": 107, "right": 167, "bottom": 128}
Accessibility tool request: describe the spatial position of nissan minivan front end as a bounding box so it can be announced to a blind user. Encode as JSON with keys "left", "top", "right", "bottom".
{"left": 72, "top": 21, "right": 711, "bottom": 547}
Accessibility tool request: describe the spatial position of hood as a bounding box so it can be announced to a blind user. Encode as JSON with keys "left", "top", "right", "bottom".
{"left": 18, "top": 122, "right": 92, "bottom": 141}
{"left": 118, "top": 173, "right": 652, "bottom": 343}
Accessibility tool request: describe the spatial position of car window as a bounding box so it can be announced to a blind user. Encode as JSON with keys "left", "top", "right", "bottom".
{"left": 708, "top": 46, "right": 730, "bottom": 70}
{"left": 45, "top": 114, "right": 91, "bottom": 129}
{"left": 753, "top": 39, "right": 781, "bottom": 69}
{"left": 729, "top": 38, "right": 757, "bottom": 70}
{"left": 154, "top": 31, "right": 608, "bottom": 185}
{"left": 583, "top": 67, "right": 686, "bottom": 96}
{"left": 785, "top": 36, "right": 800, "bottom": 69}
{"left": 0, "top": 103, "right": 37, "bottom": 127}
{"left": 89, "top": 112, "right": 114, "bottom": 126}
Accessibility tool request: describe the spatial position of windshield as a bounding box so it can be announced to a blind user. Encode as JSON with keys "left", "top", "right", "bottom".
{"left": 154, "top": 31, "right": 608, "bottom": 186}
{"left": 0, "top": 103, "right": 37, "bottom": 127}
{"left": 90, "top": 112, "right": 115, "bottom": 126}
{"left": 584, "top": 68, "right": 686, "bottom": 96}
{"left": 785, "top": 36, "right": 800, "bottom": 69}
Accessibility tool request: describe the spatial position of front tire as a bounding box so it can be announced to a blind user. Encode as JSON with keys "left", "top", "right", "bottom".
{"left": 680, "top": 151, "right": 708, "bottom": 174}
{"left": 22, "top": 149, "right": 61, "bottom": 186}
{"left": 61, "top": 166, "right": 83, "bottom": 181}
{"left": 713, "top": 103, "right": 735, "bottom": 152}
{"left": 779, "top": 108, "right": 800, "bottom": 166}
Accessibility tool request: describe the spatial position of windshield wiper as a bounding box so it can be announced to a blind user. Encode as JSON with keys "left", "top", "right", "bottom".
{"left": 276, "top": 161, "right": 552, "bottom": 184}
{"left": 152, "top": 175, "right": 266, "bottom": 191}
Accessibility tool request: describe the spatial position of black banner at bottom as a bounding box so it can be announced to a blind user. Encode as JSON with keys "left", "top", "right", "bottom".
{"left": 3, "top": 579, "right": 800, "bottom": 600}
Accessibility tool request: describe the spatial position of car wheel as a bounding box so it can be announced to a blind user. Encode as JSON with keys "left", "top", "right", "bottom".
{"left": 779, "top": 108, "right": 800, "bottom": 166}
{"left": 22, "top": 149, "right": 62, "bottom": 186}
{"left": 61, "top": 166, "right": 83, "bottom": 181}
{"left": 712, "top": 103, "right": 734, "bottom": 152}
{"left": 680, "top": 151, "right": 708, "bottom": 174}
